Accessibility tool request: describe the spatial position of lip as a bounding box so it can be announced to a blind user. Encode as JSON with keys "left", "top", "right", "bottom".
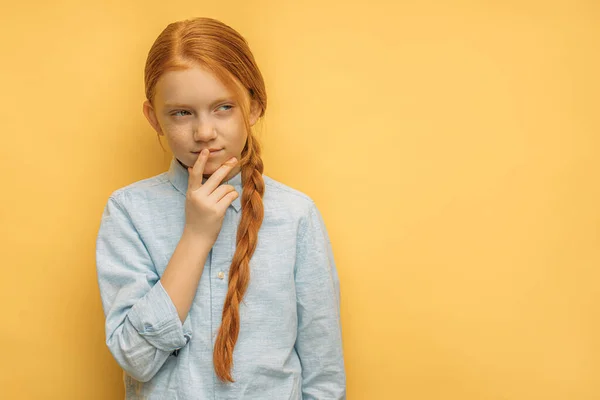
{"left": 192, "top": 149, "right": 222, "bottom": 155}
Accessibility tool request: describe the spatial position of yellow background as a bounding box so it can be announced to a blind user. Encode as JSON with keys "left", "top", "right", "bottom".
{"left": 1, "top": 1, "right": 598, "bottom": 399}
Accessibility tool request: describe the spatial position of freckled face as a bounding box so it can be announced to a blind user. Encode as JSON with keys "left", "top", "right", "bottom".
{"left": 143, "top": 64, "right": 259, "bottom": 178}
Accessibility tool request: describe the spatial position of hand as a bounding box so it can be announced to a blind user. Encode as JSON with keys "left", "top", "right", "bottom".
{"left": 183, "top": 149, "right": 239, "bottom": 245}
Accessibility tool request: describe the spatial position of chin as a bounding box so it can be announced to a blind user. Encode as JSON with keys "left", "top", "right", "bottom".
{"left": 201, "top": 166, "right": 217, "bottom": 175}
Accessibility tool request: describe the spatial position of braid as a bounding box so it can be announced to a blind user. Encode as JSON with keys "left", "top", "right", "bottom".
{"left": 213, "top": 134, "right": 265, "bottom": 382}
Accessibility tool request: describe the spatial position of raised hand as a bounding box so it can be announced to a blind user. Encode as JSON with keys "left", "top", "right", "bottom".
{"left": 184, "top": 149, "right": 239, "bottom": 244}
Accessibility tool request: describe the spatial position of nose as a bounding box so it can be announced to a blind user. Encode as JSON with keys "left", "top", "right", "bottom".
{"left": 193, "top": 118, "right": 218, "bottom": 142}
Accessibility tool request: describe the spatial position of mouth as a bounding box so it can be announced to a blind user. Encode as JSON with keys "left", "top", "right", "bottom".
{"left": 192, "top": 149, "right": 223, "bottom": 155}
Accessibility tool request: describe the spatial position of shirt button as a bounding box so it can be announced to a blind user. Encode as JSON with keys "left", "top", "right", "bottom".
{"left": 217, "top": 271, "right": 225, "bottom": 280}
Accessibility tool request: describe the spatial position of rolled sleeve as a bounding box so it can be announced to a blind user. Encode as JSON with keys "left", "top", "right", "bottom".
{"left": 96, "top": 192, "right": 192, "bottom": 382}
{"left": 294, "top": 201, "right": 346, "bottom": 399}
{"left": 126, "top": 280, "right": 191, "bottom": 352}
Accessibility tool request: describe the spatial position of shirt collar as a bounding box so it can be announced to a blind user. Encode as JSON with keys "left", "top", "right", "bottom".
{"left": 167, "top": 156, "right": 242, "bottom": 213}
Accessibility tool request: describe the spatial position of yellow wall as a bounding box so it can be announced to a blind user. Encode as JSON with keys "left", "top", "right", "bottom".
{"left": 1, "top": 1, "right": 598, "bottom": 399}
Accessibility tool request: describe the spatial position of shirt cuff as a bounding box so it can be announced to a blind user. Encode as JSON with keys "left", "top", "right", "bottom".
{"left": 126, "top": 280, "right": 192, "bottom": 352}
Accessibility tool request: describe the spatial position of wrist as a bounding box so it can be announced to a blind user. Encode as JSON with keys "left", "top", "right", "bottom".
{"left": 181, "top": 227, "right": 213, "bottom": 254}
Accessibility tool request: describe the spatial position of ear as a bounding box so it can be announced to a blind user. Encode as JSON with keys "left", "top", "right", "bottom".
{"left": 249, "top": 99, "right": 261, "bottom": 127}
{"left": 143, "top": 100, "right": 164, "bottom": 135}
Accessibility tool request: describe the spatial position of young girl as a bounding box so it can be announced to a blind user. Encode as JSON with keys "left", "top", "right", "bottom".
{"left": 96, "top": 17, "right": 346, "bottom": 399}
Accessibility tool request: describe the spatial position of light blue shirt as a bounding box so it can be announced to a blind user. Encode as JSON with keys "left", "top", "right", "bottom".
{"left": 95, "top": 156, "right": 346, "bottom": 399}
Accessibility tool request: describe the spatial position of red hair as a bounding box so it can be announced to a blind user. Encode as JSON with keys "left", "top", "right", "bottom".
{"left": 144, "top": 17, "right": 266, "bottom": 383}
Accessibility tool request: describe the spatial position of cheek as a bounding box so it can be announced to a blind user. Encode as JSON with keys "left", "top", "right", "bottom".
{"left": 161, "top": 117, "right": 185, "bottom": 131}
{"left": 162, "top": 126, "right": 191, "bottom": 147}
{"left": 161, "top": 117, "right": 189, "bottom": 134}
{"left": 216, "top": 115, "right": 247, "bottom": 141}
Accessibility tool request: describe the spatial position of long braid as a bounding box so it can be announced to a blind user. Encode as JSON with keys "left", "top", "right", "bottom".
{"left": 213, "top": 134, "right": 265, "bottom": 382}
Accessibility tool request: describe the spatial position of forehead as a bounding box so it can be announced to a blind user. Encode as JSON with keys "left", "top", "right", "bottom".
{"left": 154, "top": 65, "right": 234, "bottom": 104}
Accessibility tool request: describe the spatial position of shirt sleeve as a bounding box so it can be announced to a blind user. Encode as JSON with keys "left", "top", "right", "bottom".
{"left": 294, "top": 201, "right": 346, "bottom": 399}
{"left": 95, "top": 193, "right": 192, "bottom": 382}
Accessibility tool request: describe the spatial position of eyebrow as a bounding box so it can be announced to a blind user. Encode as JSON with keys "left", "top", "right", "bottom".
{"left": 163, "top": 97, "right": 234, "bottom": 109}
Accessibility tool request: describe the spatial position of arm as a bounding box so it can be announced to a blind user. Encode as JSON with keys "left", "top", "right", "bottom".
{"left": 95, "top": 193, "right": 207, "bottom": 382}
{"left": 294, "top": 201, "right": 346, "bottom": 400}
{"left": 161, "top": 226, "right": 211, "bottom": 323}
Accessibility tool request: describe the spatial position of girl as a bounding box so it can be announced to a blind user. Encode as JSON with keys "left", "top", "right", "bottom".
{"left": 95, "top": 17, "right": 346, "bottom": 399}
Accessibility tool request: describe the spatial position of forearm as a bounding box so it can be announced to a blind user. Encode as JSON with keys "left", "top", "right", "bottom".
{"left": 161, "top": 229, "right": 211, "bottom": 323}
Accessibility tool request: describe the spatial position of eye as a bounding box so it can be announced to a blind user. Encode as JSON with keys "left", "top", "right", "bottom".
{"left": 217, "top": 104, "right": 233, "bottom": 112}
{"left": 172, "top": 110, "right": 191, "bottom": 117}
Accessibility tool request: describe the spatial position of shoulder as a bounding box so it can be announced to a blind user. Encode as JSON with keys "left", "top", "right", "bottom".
{"left": 262, "top": 174, "right": 317, "bottom": 216}
{"left": 112, "top": 172, "right": 171, "bottom": 197}
{"left": 261, "top": 175, "right": 329, "bottom": 238}
{"left": 103, "top": 172, "right": 175, "bottom": 214}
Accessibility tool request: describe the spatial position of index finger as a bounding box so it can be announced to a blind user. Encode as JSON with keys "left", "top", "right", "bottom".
{"left": 188, "top": 149, "right": 209, "bottom": 192}
{"left": 200, "top": 157, "right": 238, "bottom": 194}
